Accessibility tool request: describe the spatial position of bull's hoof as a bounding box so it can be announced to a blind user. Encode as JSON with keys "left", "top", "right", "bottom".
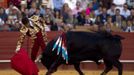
{"left": 80, "top": 74, "right": 84, "bottom": 75}
{"left": 46, "top": 73, "right": 51, "bottom": 75}
{"left": 100, "top": 73, "right": 104, "bottom": 75}
{"left": 45, "top": 72, "right": 51, "bottom": 75}
{"left": 52, "top": 68, "right": 57, "bottom": 73}
{"left": 79, "top": 73, "right": 84, "bottom": 75}
{"left": 100, "top": 72, "right": 106, "bottom": 75}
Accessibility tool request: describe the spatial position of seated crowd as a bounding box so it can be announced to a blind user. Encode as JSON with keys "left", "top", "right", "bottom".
{"left": 0, "top": 0, "right": 134, "bottom": 32}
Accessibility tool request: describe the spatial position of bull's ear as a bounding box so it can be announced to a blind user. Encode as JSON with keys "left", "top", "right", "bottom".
{"left": 114, "top": 35, "right": 125, "bottom": 40}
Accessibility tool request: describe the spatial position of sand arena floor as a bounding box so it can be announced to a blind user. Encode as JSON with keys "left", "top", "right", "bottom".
{"left": 0, "top": 69, "right": 134, "bottom": 75}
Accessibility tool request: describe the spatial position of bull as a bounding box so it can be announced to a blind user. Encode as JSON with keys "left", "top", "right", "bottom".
{"left": 41, "top": 31, "right": 124, "bottom": 75}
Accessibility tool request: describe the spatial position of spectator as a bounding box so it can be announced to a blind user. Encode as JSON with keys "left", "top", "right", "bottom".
{"left": 5, "top": 3, "right": 19, "bottom": 15}
{"left": 95, "top": 6, "right": 102, "bottom": 16}
{"left": 42, "top": 0, "right": 54, "bottom": 9}
{"left": 5, "top": 3, "right": 13, "bottom": 15}
{"left": 77, "top": 10, "right": 86, "bottom": 25}
{"left": 64, "top": 0, "right": 77, "bottom": 10}
{"left": 34, "top": 0, "right": 42, "bottom": 8}
{"left": 86, "top": 3, "right": 93, "bottom": 15}
{"left": 44, "top": 8, "right": 55, "bottom": 31}
{"left": 66, "top": 9, "right": 78, "bottom": 27}
{"left": 104, "top": 16, "right": 114, "bottom": 32}
{"left": 89, "top": 10, "right": 97, "bottom": 24}
{"left": 34, "top": 8, "right": 41, "bottom": 16}
{"left": 127, "top": 0, "right": 134, "bottom": 9}
{"left": 20, "top": 0, "right": 27, "bottom": 13}
{"left": 9, "top": 0, "right": 21, "bottom": 8}
{"left": 72, "top": 1, "right": 83, "bottom": 16}
{"left": 0, "top": 18, "right": 5, "bottom": 30}
{"left": 6, "top": 7, "right": 21, "bottom": 31}
{"left": 112, "top": 9, "right": 125, "bottom": 29}
{"left": 97, "top": 7, "right": 109, "bottom": 25}
{"left": 121, "top": 4, "right": 131, "bottom": 19}
{"left": 79, "top": 0, "right": 90, "bottom": 10}
{"left": 0, "top": 7, "right": 8, "bottom": 31}
{"left": 29, "top": 2, "right": 37, "bottom": 16}
{"left": 40, "top": 3, "right": 47, "bottom": 16}
{"left": 21, "top": 8, "right": 29, "bottom": 18}
{"left": 84, "top": 15, "right": 93, "bottom": 26}
{"left": 113, "top": 0, "right": 126, "bottom": 7}
{"left": 113, "top": 0, "right": 126, "bottom": 12}
{"left": 27, "top": 0, "right": 33, "bottom": 9}
{"left": 128, "top": 8, "right": 134, "bottom": 20}
{"left": 44, "top": 8, "right": 54, "bottom": 22}
{"left": 45, "top": 15, "right": 54, "bottom": 31}
{"left": 0, "top": 7, "right": 8, "bottom": 22}
{"left": 107, "top": 3, "right": 116, "bottom": 16}
{"left": 92, "top": 0, "right": 100, "bottom": 10}
{"left": 100, "top": 0, "right": 113, "bottom": 9}
{"left": 125, "top": 19, "right": 134, "bottom": 32}
{"left": 53, "top": 0, "right": 64, "bottom": 11}
{"left": 132, "top": 18, "right": 134, "bottom": 28}
{"left": 61, "top": 3, "right": 71, "bottom": 24}
{"left": 53, "top": 10, "right": 64, "bottom": 30}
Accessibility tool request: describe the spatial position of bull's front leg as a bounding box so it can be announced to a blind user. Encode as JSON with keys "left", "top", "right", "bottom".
{"left": 46, "top": 59, "right": 62, "bottom": 75}
{"left": 74, "top": 63, "right": 84, "bottom": 75}
{"left": 46, "top": 71, "right": 51, "bottom": 75}
{"left": 100, "top": 59, "right": 113, "bottom": 75}
{"left": 46, "top": 68, "right": 57, "bottom": 75}
{"left": 45, "top": 62, "right": 58, "bottom": 75}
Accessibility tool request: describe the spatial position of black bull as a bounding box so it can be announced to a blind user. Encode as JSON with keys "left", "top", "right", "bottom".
{"left": 41, "top": 31, "right": 124, "bottom": 75}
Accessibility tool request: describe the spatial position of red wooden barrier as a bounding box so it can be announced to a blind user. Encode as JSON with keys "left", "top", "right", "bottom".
{"left": 0, "top": 31, "right": 62, "bottom": 60}
{"left": 0, "top": 31, "right": 134, "bottom": 60}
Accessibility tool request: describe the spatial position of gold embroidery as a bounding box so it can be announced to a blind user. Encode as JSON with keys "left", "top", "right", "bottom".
{"left": 16, "top": 15, "right": 48, "bottom": 52}
{"left": 20, "top": 26, "right": 28, "bottom": 35}
{"left": 16, "top": 33, "right": 25, "bottom": 52}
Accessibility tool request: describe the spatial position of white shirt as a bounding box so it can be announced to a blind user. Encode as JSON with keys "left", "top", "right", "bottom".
{"left": 64, "top": 0, "right": 77, "bottom": 9}
{"left": 42, "top": 0, "right": 54, "bottom": 9}
{"left": 79, "top": 0, "right": 91, "bottom": 10}
{"left": 107, "top": 9, "right": 116, "bottom": 16}
{"left": 0, "top": 18, "right": 5, "bottom": 26}
{"left": 95, "top": 10, "right": 102, "bottom": 16}
{"left": 125, "top": 26, "right": 133, "bottom": 32}
{"left": 72, "top": 7, "right": 83, "bottom": 15}
{"left": 121, "top": 9, "right": 130, "bottom": 19}
{"left": 113, "top": 0, "right": 126, "bottom": 5}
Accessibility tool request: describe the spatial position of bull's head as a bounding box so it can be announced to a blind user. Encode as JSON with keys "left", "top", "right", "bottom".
{"left": 41, "top": 53, "right": 53, "bottom": 70}
{"left": 41, "top": 40, "right": 60, "bottom": 73}
{"left": 41, "top": 52, "right": 58, "bottom": 73}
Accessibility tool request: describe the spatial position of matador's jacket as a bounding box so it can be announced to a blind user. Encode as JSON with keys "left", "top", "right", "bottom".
{"left": 16, "top": 15, "right": 48, "bottom": 61}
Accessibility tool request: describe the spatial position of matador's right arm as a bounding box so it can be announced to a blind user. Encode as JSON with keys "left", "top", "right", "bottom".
{"left": 15, "top": 26, "right": 28, "bottom": 52}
